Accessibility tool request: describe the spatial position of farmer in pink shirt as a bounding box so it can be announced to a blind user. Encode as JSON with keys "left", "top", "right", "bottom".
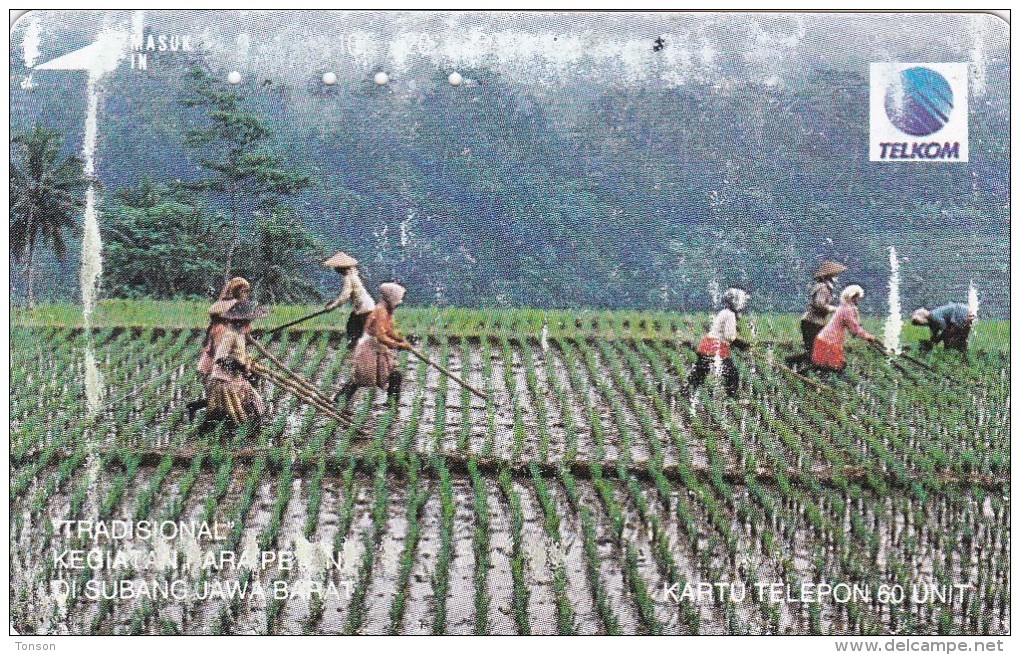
{"left": 811, "top": 284, "right": 879, "bottom": 371}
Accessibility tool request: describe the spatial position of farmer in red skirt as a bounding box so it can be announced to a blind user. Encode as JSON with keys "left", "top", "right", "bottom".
{"left": 683, "top": 287, "right": 750, "bottom": 399}
{"left": 334, "top": 282, "right": 411, "bottom": 409}
{"left": 811, "top": 284, "right": 879, "bottom": 372}
{"left": 786, "top": 260, "right": 846, "bottom": 367}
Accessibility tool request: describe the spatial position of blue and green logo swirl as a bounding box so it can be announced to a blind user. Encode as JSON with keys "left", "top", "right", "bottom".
{"left": 884, "top": 67, "right": 954, "bottom": 137}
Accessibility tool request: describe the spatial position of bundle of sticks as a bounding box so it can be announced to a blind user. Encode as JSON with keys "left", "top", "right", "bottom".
{"left": 246, "top": 336, "right": 367, "bottom": 433}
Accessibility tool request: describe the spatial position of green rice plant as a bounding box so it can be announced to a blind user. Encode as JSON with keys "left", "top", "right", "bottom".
{"left": 557, "top": 467, "right": 621, "bottom": 635}
{"left": 343, "top": 402, "right": 398, "bottom": 635}
{"left": 302, "top": 456, "right": 360, "bottom": 633}
{"left": 480, "top": 337, "right": 497, "bottom": 458}
{"left": 467, "top": 458, "right": 492, "bottom": 635}
{"left": 431, "top": 457, "right": 455, "bottom": 634}
{"left": 387, "top": 453, "right": 429, "bottom": 635}
{"left": 543, "top": 342, "right": 579, "bottom": 464}
{"left": 431, "top": 342, "right": 451, "bottom": 453}
{"left": 343, "top": 532, "right": 376, "bottom": 635}
{"left": 498, "top": 467, "right": 531, "bottom": 635}
{"left": 519, "top": 343, "right": 552, "bottom": 462}
{"left": 331, "top": 459, "right": 359, "bottom": 559}
{"left": 304, "top": 455, "right": 326, "bottom": 538}
{"left": 588, "top": 464, "right": 662, "bottom": 635}
{"left": 457, "top": 337, "right": 474, "bottom": 453}
{"left": 528, "top": 464, "right": 575, "bottom": 635}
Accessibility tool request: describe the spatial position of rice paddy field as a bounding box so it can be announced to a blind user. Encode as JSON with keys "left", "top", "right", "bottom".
{"left": 9, "top": 301, "right": 1011, "bottom": 635}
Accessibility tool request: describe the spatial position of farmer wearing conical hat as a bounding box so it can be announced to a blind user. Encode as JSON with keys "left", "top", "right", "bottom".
{"left": 219, "top": 276, "right": 251, "bottom": 303}
{"left": 911, "top": 303, "right": 975, "bottom": 356}
{"left": 683, "top": 288, "right": 751, "bottom": 400}
{"left": 335, "top": 282, "right": 410, "bottom": 409}
{"left": 323, "top": 250, "right": 376, "bottom": 345}
{"left": 788, "top": 261, "right": 846, "bottom": 366}
{"left": 811, "top": 284, "right": 879, "bottom": 372}
{"left": 206, "top": 299, "right": 270, "bottom": 430}
{"left": 188, "top": 277, "right": 251, "bottom": 421}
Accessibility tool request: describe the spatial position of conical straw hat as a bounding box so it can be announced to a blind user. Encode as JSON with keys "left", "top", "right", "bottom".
{"left": 223, "top": 300, "right": 270, "bottom": 321}
{"left": 814, "top": 261, "right": 847, "bottom": 279}
{"left": 323, "top": 251, "right": 358, "bottom": 269}
{"left": 220, "top": 277, "right": 251, "bottom": 300}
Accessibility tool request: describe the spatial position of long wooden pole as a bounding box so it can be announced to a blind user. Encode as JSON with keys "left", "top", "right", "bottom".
{"left": 253, "top": 364, "right": 356, "bottom": 427}
{"left": 406, "top": 345, "right": 488, "bottom": 400}
{"left": 746, "top": 350, "right": 838, "bottom": 396}
{"left": 867, "top": 342, "right": 916, "bottom": 377}
{"left": 246, "top": 336, "right": 333, "bottom": 406}
{"left": 880, "top": 346, "right": 990, "bottom": 392}
{"left": 898, "top": 352, "right": 938, "bottom": 373}
{"left": 263, "top": 307, "right": 334, "bottom": 335}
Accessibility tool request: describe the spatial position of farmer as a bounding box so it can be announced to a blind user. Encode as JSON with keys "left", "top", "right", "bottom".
{"left": 787, "top": 261, "right": 846, "bottom": 366}
{"left": 187, "top": 277, "right": 251, "bottom": 421}
{"left": 683, "top": 287, "right": 751, "bottom": 400}
{"left": 334, "top": 282, "right": 410, "bottom": 409}
{"left": 323, "top": 250, "right": 376, "bottom": 345}
{"left": 206, "top": 299, "right": 269, "bottom": 431}
{"left": 911, "top": 303, "right": 975, "bottom": 356}
{"left": 811, "top": 284, "right": 879, "bottom": 372}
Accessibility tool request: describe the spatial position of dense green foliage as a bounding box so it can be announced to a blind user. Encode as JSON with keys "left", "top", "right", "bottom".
{"left": 9, "top": 123, "right": 88, "bottom": 307}
{"left": 181, "top": 67, "right": 316, "bottom": 285}
{"left": 9, "top": 52, "right": 1009, "bottom": 315}
{"left": 101, "top": 180, "right": 229, "bottom": 298}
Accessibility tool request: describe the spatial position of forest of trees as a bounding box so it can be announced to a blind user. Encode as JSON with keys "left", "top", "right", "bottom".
{"left": 11, "top": 67, "right": 323, "bottom": 305}
{"left": 9, "top": 56, "right": 1010, "bottom": 315}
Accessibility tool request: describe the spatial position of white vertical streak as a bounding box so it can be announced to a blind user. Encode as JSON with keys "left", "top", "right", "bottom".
{"left": 883, "top": 246, "right": 902, "bottom": 355}
{"left": 81, "top": 70, "right": 105, "bottom": 415}
{"left": 22, "top": 16, "right": 42, "bottom": 67}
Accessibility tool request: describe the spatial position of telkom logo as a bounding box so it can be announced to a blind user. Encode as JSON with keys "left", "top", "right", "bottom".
{"left": 884, "top": 66, "right": 953, "bottom": 137}
{"left": 869, "top": 62, "right": 968, "bottom": 163}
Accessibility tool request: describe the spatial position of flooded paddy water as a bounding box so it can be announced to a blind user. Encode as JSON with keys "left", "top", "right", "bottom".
{"left": 9, "top": 326, "right": 1011, "bottom": 635}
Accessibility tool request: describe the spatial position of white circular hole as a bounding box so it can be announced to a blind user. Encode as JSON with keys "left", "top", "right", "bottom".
{"left": 374, "top": 71, "right": 389, "bottom": 85}
{"left": 322, "top": 72, "right": 338, "bottom": 86}
{"left": 448, "top": 71, "right": 463, "bottom": 87}
{"left": 227, "top": 71, "right": 242, "bottom": 85}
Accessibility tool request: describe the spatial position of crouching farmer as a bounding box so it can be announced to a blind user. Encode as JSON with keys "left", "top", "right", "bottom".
{"left": 683, "top": 287, "right": 750, "bottom": 399}
{"left": 188, "top": 277, "right": 251, "bottom": 421}
{"left": 335, "top": 282, "right": 410, "bottom": 408}
{"left": 206, "top": 300, "right": 269, "bottom": 433}
{"left": 811, "top": 285, "right": 879, "bottom": 372}
{"left": 911, "top": 303, "right": 975, "bottom": 357}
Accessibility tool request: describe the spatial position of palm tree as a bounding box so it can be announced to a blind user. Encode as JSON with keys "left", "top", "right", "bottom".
{"left": 10, "top": 124, "right": 87, "bottom": 307}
